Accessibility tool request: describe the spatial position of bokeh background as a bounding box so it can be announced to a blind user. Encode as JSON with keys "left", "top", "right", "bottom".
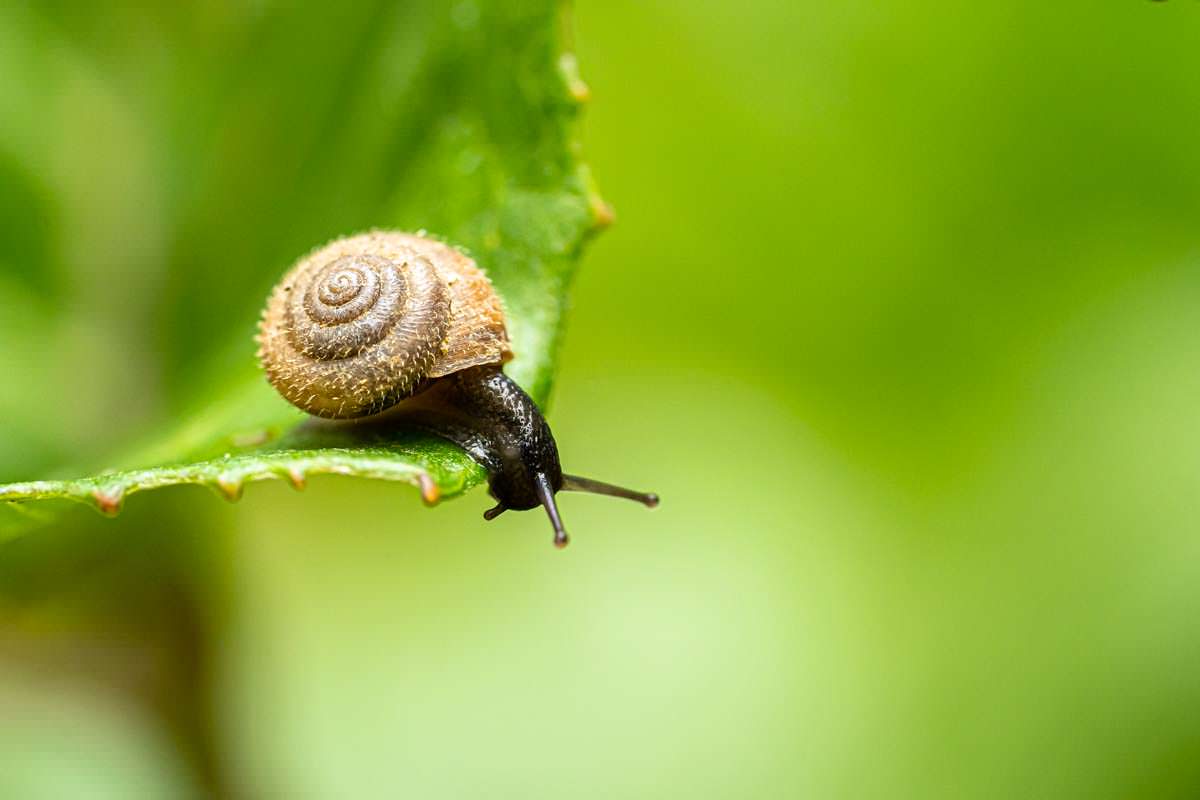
{"left": 4, "top": 1, "right": 1200, "bottom": 797}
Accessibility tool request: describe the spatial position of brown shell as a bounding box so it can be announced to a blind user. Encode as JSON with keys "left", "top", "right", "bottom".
{"left": 257, "top": 231, "right": 511, "bottom": 418}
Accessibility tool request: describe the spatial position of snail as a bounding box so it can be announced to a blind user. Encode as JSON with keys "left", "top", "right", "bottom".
{"left": 257, "top": 231, "right": 658, "bottom": 547}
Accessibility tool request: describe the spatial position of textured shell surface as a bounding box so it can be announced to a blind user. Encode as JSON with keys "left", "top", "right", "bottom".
{"left": 258, "top": 231, "right": 511, "bottom": 418}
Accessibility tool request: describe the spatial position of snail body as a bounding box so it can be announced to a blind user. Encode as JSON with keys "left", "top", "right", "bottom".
{"left": 257, "top": 231, "right": 657, "bottom": 546}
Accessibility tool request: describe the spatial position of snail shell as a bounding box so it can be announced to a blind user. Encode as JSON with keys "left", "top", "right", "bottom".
{"left": 257, "top": 231, "right": 511, "bottom": 418}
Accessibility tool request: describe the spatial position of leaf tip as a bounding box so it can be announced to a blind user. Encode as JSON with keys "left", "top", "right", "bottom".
{"left": 216, "top": 474, "right": 244, "bottom": 502}
{"left": 558, "top": 53, "right": 591, "bottom": 104}
{"left": 90, "top": 487, "right": 125, "bottom": 517}
{"left": 590, "top": 196, "right": 615, "bottom": 229}
{"left": 417, "top": 473, "right": 441, "bottom": 506}
{"left": 285, "top": 467, "right": 307, "bottom": 491}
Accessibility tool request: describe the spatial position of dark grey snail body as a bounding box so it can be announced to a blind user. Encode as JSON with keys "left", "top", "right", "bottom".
{"left": 257, "top": 231, "right": 657, "bottom": 547}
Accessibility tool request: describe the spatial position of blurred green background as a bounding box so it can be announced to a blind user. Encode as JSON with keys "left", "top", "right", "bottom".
{"left": 4, "top": 0, "right": 1200, "bottom": 797}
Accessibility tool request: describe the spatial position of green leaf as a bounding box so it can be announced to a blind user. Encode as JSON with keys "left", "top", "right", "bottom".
{"left": 0, "top": 1, "right": 607, "bottom": 534}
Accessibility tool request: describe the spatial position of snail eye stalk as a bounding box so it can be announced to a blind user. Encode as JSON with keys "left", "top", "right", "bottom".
{"left": 535, "top": 474, "right": 571, "bottom": 551}
{"left": 561, "top": 474, "right": 660, "bottom": 508}
{"left": 534, "top": 473, "right": 569, "bottom": 548}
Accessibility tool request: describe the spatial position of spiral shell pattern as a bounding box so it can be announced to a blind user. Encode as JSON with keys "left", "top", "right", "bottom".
{"left": 258, "top": 231, "right": 511, "bottom": 418}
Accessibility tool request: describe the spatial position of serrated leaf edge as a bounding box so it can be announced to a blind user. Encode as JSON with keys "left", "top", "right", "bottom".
{"left": 0, "top": 448, "right": 482, "bottom": 519}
